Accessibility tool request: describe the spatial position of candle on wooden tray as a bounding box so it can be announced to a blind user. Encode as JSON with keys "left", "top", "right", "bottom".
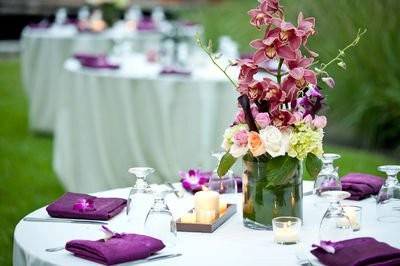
{"left": 180, "top": 212, "right": 196, "bottom": 223}
{"left": 194, "top": 191, "right": 219, "bottom": 224}
{"left": 219, "top": 200, "right": 228, "bottom": 215}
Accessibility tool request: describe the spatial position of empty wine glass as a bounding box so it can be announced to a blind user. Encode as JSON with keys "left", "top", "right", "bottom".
{"left": 126, "top": 167, "right": 155, "bottom": 232}
{"left": 144, "top": 187, "right": 177, "bottom": 248}
{"left": 208, "top": 152, "right": 237, "bottom": 202}
{"left": 314, "top": 153, "right": 342, "bottom": 196}
{"left": 376, "top": 165, "right": 400, "bottom": 223}
{"left": 319, "top": 191, "right": 353, "bottom": 242}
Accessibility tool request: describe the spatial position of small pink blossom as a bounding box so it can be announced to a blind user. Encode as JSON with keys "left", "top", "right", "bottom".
{"left": 255, "top": 112, "right": 271, "bottom": 128}
{"left": 297, "top": 12, "right": 316, "bottom": 45}
{"left": 233, "top": 130, "right": 249, "bottom": 146}
{"left": 234, "top": 109, "right": 246, "bottom": 124}
{"left": 271, "top": 18, "right": 304, "bottom": 51}
{"left": 313, "top": 115, "right": 327, "bottom": 128}
{"left": 248, "top": 0, "right": 282, "bottom": 28}
{"left": 322, "top": 77, "right": 335, "bottom": 88}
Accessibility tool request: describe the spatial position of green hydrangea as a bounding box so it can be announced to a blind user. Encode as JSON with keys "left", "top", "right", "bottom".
{"left": 288, "top": 122, "right": 324, "bottom": 160}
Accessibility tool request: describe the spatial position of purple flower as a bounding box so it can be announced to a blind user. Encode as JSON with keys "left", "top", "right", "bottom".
{"left": 73, "top": 198, "right": 96, "bottom": 212}
{"left": 179, "top": 169, "right": 212, "bottom": 193}
{"left": 297, "top": 86, "right": 325, "bottom": 117}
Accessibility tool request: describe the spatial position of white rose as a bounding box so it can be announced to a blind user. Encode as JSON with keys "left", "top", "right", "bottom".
{"left": 260, "top": 126, "right": 288, "bottom": 157}
{"left": 230, "top": 144, "right": 249, "bottom": 158}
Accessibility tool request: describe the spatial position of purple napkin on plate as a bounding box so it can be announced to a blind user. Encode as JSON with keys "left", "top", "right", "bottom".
{"left": 341, "top": 173, "right": 384, "bottom": 200}
{"left": 28, "top": 22, "right": 50, "bottom": 29}
{"left": 66, "top": 233, "right": 165, "bottom": 265}
{"left": 75, "top": 54, "right": 119, "bottom": 69}
{"left": 311, "top": 237, "right": 400, "bottom": 266}
{"left": 73, "top": 53, "right": 106, "bottom": 61}
{"left": 46, "top": 192, "right": 126, "bottom": 220}
{"left": 137, "top": 18, "right": 157, "bottom": 31}
{"left": 160, "top": 67, "right": 191, "bottom": 76}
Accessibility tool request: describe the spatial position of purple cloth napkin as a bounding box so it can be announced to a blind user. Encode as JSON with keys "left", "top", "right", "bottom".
{"left": 46, "top": 192, "right": 126, "bottom": 220}
{"left": 28, "top": 22, "right": 50, "bottom": 29}
{"left": 73, "top": 54, "right": 119, "bottom": 70}
{"left": 341, "top": 173, "right": 384, "bottom": 200}
{"left": 311, "top": 237, "right": 400, "bottom": 266}
{"left": 66, "top": 233, "right": 165, "bottom": 265}
{"left": 137, "top": 18, "right": 157, "bottom": 31}
{"left": 160, "top": 67, "right": 191, "bottom": 76}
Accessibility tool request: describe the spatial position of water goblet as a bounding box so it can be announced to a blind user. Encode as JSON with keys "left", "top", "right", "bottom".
{"left": 314, "top": 153, "right": 342, "bottom": 196}
{"left": 144, "top": 187, "right": 177, "bottom": 248}
{"left": 376, "top": 165, "right": 400, "bottom": 223}
{"left": 126, "top": 167, "right": 155, "bottom": 232}
{"left": 319, "top": 191, "right": 353, "bottom": 242}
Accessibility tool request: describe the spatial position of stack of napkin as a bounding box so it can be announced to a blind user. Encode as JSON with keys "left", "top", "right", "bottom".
{"left": 341, "top": 173, "right": 384, "bottom": 200}
{"left": 66, "top": 232, "right": 165, "bottom": 265}
{"left": 73, "top": 53, "right": 120, "bottom": 70}
{"left": 312, "top": 237, "right": 400, "bottom": 266}
{"left": 46, "top": 192, "right": 126, "bottom": 220}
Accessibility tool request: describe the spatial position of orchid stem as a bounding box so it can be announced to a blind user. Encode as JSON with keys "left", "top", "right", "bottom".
{"left": 276, "top": 59, "right": 284, "bottom": 84}
{"left": 196, "top": 35, "right": 238, "bottom": 89}
{"left": 317, "top": 28, "right": 367, "bottom": 72}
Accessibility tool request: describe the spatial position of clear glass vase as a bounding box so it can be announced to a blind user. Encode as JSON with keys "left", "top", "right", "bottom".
{"left": 242, "top": 156, "right": 303, "bottom": 230}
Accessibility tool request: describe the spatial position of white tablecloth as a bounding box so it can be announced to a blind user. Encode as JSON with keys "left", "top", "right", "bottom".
{"left": 53, "top": 55, "right": 237, "bottom": 193}
{"left": 13, "top": 181, "right": 400, "bottom": 266}
{"left": 20, "top": 26, "right": 161, "bottom": 132}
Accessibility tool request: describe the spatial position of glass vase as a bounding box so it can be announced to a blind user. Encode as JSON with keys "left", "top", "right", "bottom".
{"left": 242, "top": 157, "right": 303, "bottom": 230}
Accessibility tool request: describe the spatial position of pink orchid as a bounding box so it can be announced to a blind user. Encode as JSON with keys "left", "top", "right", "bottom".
{"left": 286, "top": 50, "right": 314, "bottom": 70}
{"left": 262, "top": 78, "right": 286, "bottom": 111}
{"left": 251, "top": 28, "right": 297, "bottom": 63}
{"left": 246, "top": 81, "right": 267, "bottom": 101}
{"left": 322, "top": 76, "right": 336, "bottom": 88}
{"left": 237, "top": 59, "right": 258, "bottom": 84}
{"left": 282, "top": 67, "right": 317, "bottom": 99}
{"left": 179, "top": 169, "right": 212, "bottom": 193}
{"left": 73, "top": 198, "right": 96, "bottom": 212}
{"left": 297, "top": 12, "right": 316, "bottom": 45}
{"left": 234, "top": 108, "right": 246, "bottom": 124}
{"left": 271, "top": 19, "right": 305, "bottom": 51}
{"left": 271, "top": 110, "right": 295, "bottom": 128}
{"left": 255, "top": 112, "right": 271, "bottom": 128}
{"left": 248, "top": 0, "right": 282, "bottom": 28}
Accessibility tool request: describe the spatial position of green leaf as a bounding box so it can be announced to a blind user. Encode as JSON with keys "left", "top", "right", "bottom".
{"left": 305, "top": 153, "right": 323, "bottom": 179}
{"left": 262, "top": 156, "right": 299, "bottom": 188}
{"left": 217, "top": 152, "right": 236, "bottom": 177}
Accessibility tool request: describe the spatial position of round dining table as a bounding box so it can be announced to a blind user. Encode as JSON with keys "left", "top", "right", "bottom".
{"left": 13, "top": 181, "right": 400, "bottom": 266}
{"left": 20, "top": 25, "right": 161, "bottom": 133}
{"left": 53, "top": 54, "right": 237, "bottom": 193}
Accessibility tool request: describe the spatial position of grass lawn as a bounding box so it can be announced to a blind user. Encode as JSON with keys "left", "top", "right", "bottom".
{"left": 0, "top": 61, "right": 396, "bottom": 265}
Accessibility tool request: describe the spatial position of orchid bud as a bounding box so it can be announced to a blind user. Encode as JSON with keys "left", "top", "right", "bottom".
{"left": 337, "top": 61, "right": 347, "bottom": 69}
{"left": 322, "top": 77, "right": 335, "bottom": 88}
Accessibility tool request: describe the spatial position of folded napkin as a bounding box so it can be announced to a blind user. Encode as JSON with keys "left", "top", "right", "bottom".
{"left": 160, "top": 67, "right": 191, "bottom": 76}
{"left": 46, "top": 192, "right": 126, "bottom": 220}
{"left": 28, "top": 22, "right": 50, "bottom": 29}
{"left": 311, "top": 237, "right": 400, "bottom": 266}
{"left": 66, "top": 232, "right": 165, "bottom": 265}
{"left": 73, "top": 53, "right": 120, "bottom": 70}
{"left": 137, "top": 18, "right": 157, "bottom": 31}
{"left": 341, "top": 173, "right": 384, "bottom": 200}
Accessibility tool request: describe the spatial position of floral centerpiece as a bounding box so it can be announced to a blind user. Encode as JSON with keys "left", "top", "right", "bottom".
{"left": 198, "top": 0, "right": 365, "bottom": 229}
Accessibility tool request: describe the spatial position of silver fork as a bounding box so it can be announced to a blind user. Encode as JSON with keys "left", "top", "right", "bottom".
{"left": 45, "top": 246, "right": 65, "bottom": 252}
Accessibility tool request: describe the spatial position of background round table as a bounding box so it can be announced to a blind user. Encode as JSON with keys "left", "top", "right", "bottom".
{"left": 54, "top": 55, "right": 237, "bottom": 192}
{"left": 13, "top": 181, "right": 400, "bottom": 266}
{"left": 20, "top": 26, "right": 161, "bottom": 133}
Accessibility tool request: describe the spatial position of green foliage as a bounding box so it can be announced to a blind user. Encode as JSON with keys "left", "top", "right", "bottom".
{"left": 217, "top": 152, "right": 236, "bottom": 176}
{"left": 305, "top": 153, "right": 322, "bottom": 179}
{"left": 181, "top": 0, "right": 400, "bottom": 151}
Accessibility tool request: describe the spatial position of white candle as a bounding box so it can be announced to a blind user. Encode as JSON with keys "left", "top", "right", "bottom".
{"left": 219, "top": 200, "right": 228, "bottom": 215}
{"left": 194, "top": 191, "right": 219, "bottom": 223}
{"left": 343, "top": 206, "right": 361, "bottom": 231}
{"left": 180, "top": 212, "right": 196, "bottom": 223}
{"left": 274, "top": 221, "right": 300, "bottom": 244}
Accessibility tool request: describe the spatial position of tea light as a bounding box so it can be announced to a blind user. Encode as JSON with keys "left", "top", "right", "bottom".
{"left": 194, "top": 191, "right": 219, "bottom": 223}
{"left": 219, "top": 200, "right": 228, "bottom": 215}
{"left": 180, "top": 212, "right": 196, "bottom": 223}
{"left": 272, "top": 217, "right": 301, "bottom": 245}
{"left": 343, "top": 206, "right": 362, "bottom": 231}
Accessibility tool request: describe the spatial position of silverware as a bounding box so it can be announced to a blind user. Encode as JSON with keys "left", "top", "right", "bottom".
{"left": 23, "top": 217, "right": 108, "bottom": 225}
{"left": 130, "top": 253, "right": 182, "bottom": 264}
{"left": 167, "top": 183, "right": 184, "bottom": 198}
{"left": 45, "top": 246, "right": 65, "bottom": 252}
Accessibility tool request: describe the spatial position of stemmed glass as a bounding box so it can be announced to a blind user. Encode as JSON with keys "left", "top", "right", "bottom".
{"left": 207, "top": 152, "right": 237, "bottom": 202}
{"left": 376, "top": 165, "right": 400, "bottom": 223}
{"left": 126, "top": 167, "right": 155, "bottom": 232}
{"left": 314, "top": 153, "right": 342, "bottom": 196}
{"left": 144, "top": 187, "right": 177, "bottom": 248}
{"left": 319, "top": 191, "right": 353, "bottom": 242}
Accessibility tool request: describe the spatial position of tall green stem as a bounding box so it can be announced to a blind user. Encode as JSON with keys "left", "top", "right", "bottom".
{"left": 276, "top": 59, "right": 284, "bottom": 84}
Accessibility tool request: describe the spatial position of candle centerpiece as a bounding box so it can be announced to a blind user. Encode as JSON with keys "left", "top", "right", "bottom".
{"left": 194, "top": 190, "right": 220, "bottom": 224}
{"left": 272, "top": 217, "right": 301, "bottom": 245}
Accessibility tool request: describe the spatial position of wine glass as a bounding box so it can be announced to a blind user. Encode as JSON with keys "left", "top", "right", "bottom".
{"left": 144, "top": 187, "right": 177, "bottom": 248}
{"left": 376, "top": 165, "right": 400, "bottom": 223}
{"left": 314, "top": 153, "right": 342, "bottom": 196}
{"left": 126, "top": 167, "right": 155, "bottom": 232}
{"left": 207, "top": 152, "right": 237, "bottom": 203}
{"left": 319, "top": 191, "right": 353, "bottom": 242}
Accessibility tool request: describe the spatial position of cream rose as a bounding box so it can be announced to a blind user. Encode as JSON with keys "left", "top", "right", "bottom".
{"left": 260, "top": 126, "right": 289, "bottom": 157}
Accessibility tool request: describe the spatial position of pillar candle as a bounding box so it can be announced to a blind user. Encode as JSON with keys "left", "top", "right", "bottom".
{"left": 194, "top": 191, "right": 219, "bottom": 223}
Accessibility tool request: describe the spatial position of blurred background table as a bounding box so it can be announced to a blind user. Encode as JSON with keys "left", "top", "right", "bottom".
{"left": 54, "top": 54, "right": 237, "bottom": 192}
{"left": 20, "top": 25, "right": 162, "bottom": 133}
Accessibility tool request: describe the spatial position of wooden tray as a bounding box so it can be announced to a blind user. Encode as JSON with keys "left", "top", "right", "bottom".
{"left": 176, "top": 204, "right": 237, "bottom": 233}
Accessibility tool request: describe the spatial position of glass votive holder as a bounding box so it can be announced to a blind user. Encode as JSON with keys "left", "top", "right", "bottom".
{"left": 343, "top": 205, "right": 362, "bottom": 231}
{"left": 272, "top": 216, "right": 301, "bottom": 245}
